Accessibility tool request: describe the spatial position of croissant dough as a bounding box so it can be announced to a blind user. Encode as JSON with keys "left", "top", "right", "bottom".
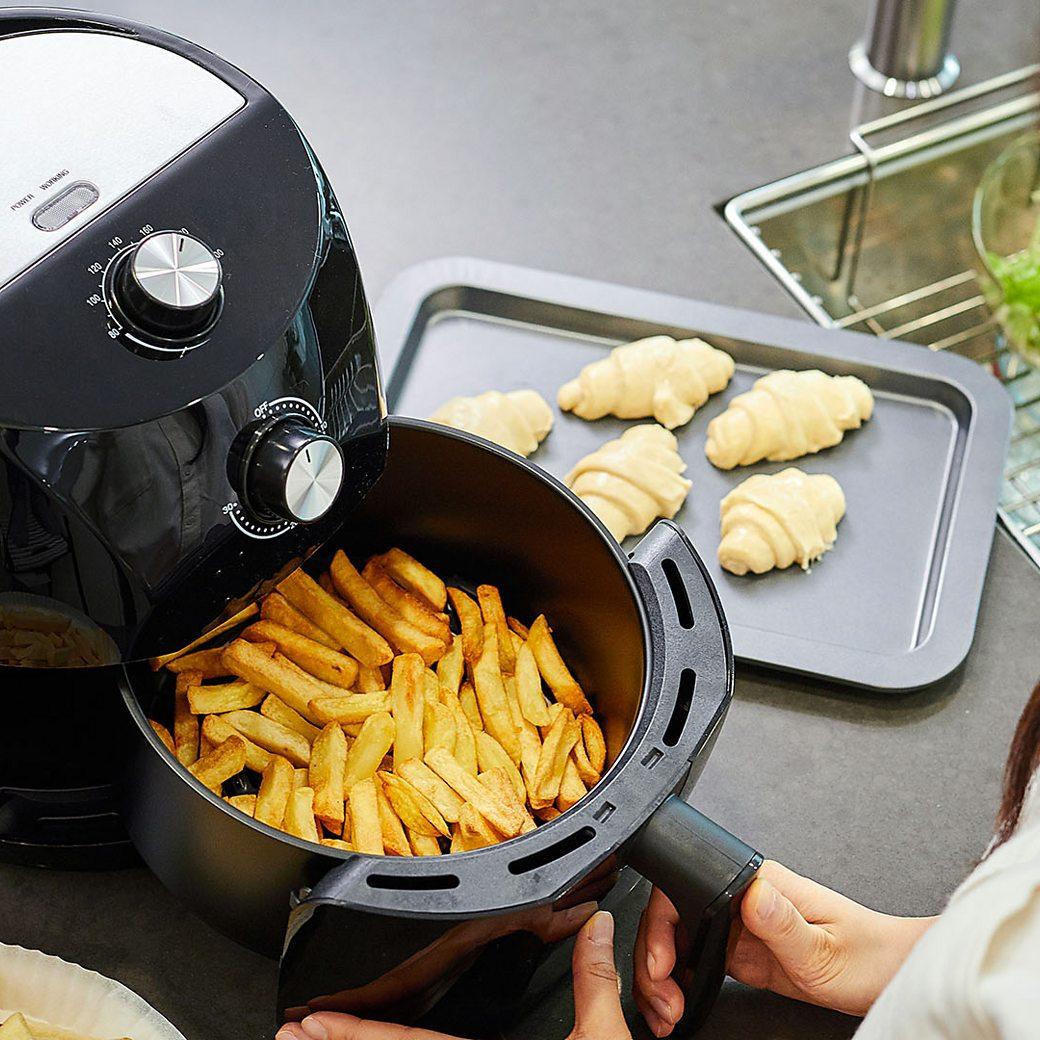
{"left": 718, "top": 468, "right": 845, "bottom": 575}
{"left": 429, "top": 389, "right": 553, "bottom": 457}
{"left": 565, "top": 424, "right": 692, "bottom": 541}
{"left": 705, "top": 369, "right": 873, "bottom": 470}
{"left": 558, "top": 335, "right": 735, "bottom": 429}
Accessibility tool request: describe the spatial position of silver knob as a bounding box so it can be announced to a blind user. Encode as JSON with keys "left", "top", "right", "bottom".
{"left": 284, "top": 436, "right": 345, "bottom": 522}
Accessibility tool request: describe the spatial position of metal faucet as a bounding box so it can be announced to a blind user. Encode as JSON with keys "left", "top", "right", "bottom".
{"left": 850, "top": 0, "right": 960, "bottom": 99}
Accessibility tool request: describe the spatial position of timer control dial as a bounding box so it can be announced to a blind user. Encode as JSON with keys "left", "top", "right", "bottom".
{"left": 231, "top": 418, "right": 344, "bottom": 524}
{"left": 110, "top": 231, "right": 222, "bottom": 342}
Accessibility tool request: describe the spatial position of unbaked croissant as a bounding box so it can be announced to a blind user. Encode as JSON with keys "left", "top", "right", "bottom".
{"left": 558, "top": 335, "right": 735, "bottom": 429}
{"left": 565, "top": 424, "right": 692, "bottom": 541}
{"left": 429, "top": 389, "right": 553, "bottom": 457}
{"left": 705, "top": 369, "right": 873, "bottom": 470}
{"left": 718, "top": 468, "right": 845, "bottom": 575}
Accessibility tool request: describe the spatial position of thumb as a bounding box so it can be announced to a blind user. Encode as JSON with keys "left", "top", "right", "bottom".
{"left": 570, "top": 911, "right": 629, "bottom": 1039}
{"left": 741, "top": 878, "right": 826, "bottom": 982}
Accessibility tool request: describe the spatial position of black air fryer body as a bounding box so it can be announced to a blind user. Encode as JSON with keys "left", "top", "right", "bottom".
{"left": 0, "top": 9, "right": 385, "bottom": 863}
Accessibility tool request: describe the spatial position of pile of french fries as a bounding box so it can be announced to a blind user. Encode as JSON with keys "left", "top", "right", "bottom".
{"left": 149, "top": 547, "right": 607, "bottom": 855}
{"left": 0, "top": 607, "right": 108, "bottom": 668}
{"left": 0, "top": 1012, "right": 130, "bottom": 1040}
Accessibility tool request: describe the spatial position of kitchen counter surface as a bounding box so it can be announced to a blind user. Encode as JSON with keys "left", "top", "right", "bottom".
{"left": 4, "top": 2, "right": 1040, "bottom": 1038}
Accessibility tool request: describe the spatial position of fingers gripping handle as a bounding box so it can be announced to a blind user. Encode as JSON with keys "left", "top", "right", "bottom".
{"left": 628, "top": 795, "right": 762, "bottom": 1034}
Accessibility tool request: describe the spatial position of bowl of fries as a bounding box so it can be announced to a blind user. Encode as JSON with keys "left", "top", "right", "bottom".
{"left": 117, "top": 419, "right": 738, "bottom": 1031}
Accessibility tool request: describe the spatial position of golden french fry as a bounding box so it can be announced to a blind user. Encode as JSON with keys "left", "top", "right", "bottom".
{"left": 150, "top": 603, "right": 260, "bottom": 670}
{"left": 166, "top": 646, "right": 232, "bottom": 679}
{"left": 309, "top": 692, "right": 390, "bottom": 725}
{"left": 571, "top": 737, "right": 601, "bottom": 787}
{"left": 423, "top": 700, "right": 456, "bottom": 755}
{"left": 149, "top": 719, "right": 176, "bottom": 755}
{"left": 173, "top": 670, "right": 201, "bottom": 767}
{"left": 557, "top": 756, "right": 587, "bottom": 811}
{"left": 200, "top": 735, "right": 215, "bottom": 757}
{"left": 540, "top": 700, "right": 566, "bottom": 739}
{"left": 435, "top": 634, "right": 464, "bottom": 693}
{"left": 219, "top": 709, "right": 311, "bottom": 768}
{"left": 0, "top": 1012, "right": 35, "bottom": 1040}
{"left": 459, "top": 680, "right": 483, "bottom": 731}
{"left": 379, "top": 771, "right": 450, "bottom": 838}
{"left": 261, "top": 591, "right": 339, "bottom": 649}
{"left": 261, "top": 694, "right": 321, "bottom": 743}
{"left": 474, "top": 730, "right": 526, "bottom": 803}
{"left": 310, "top": 722, "right": 348, "bottom": 831}
{"left": 242, "top": 620, "right": 359, "bottom": 688}
{"left": 507, "top": 617, "right": 530, "bottom": 640}
{"left": 279, "top": 568, "right": 393, "bottom": 667}
{"left": 364, "top": 560, "right": 452, "bottom": 642}
{"left": 348, "top": 777, "right": 384, "bottom": 854}
{"left": 514, "top": 642, "right": 551, "bottom": 726}
{"left": 477, "top": 584, "right": 516, "bottom": 674}
{"left": 354, "top": 663, "right": 387, "bottom": 692}
{"left": 397, "top": 758, "right": 464, "bottom": 823}
{"left": 187, "top": 680, "right": 265, "bottom": 715}
{"left": 222, "top": 639, "right": 326, "bottom": 724}
{"left": 456, "top": 802, "right": 500, "bottom": 850}
{"left": 424, "top": 748, "right": 525, "bottom": 838}
{"left": 283, "top": 786, "right": 321, "bottom": 843}
{"left": 202, "top": 714, "right": 272, "bottom": 772}
{"left": 527, "top": 615, "right": 593, "bottom": 715}
{"left": 255, "top": 755, "right": 294, "bottom": 828}
{"left": 447, "top": 588, "right": 483, "bottom": 663}
{"left": 322, "top": 838, "right": 354, "bottom": 852}
{"left": 188, "top": 735, "right": 247, "bottom": 792}
{"left": 375, "top": 780, "right": 413, "bottom": 856}
{"left": 343, "top": 711, "right": 395, "bottom": 790}
{"left": 390, "top": 653, "right": 426, "bottom": 771}
{"left": 472, "top": 624, "right": 520, "bottom": 763}
{"left": 531, "top": 708, "right": 580, "bottom": 808}
{"left": 581, "top": 714, "right": 606, "bottom": 772}
{"left": 374, "top": 548, "right": 447, "bottom": 610}
{"left": 533, "top": 804, "right": 561, "bottom": 822}
{"left": 444, "top": 694, "right": 478, "bottom": 775}
{"left": 479, "top": 766, "right": 526, "bottom": 813}
{"left": 225, "top": 793, "right": 257, "bottom": 816}
{"left": 408, "top": 828, "right": 443, "bottom": 856}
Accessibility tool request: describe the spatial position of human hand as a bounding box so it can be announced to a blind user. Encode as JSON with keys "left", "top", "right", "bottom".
{"left": 276, "top": 910, "right": 631, "bottom": 1040}
{"left": 634, "top": 860, "right": 936, "bottom": 1035}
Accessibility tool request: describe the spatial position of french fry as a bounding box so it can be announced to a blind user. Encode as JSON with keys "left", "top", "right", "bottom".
{"left": 540, "top": 700, "right": 566, "bottom": 739}
{"left": 319, "top": 572, "right": 338, "bottom": 597}
{"left": 283, "top": 787, "right": 321, "bottom": 843}
{"left": 166, "top": 647, "right": 232, "bottom": 679}
{"left": 390, "top": 653, "right": 425, "bottom": 771}
{"left": 330, "top": 551, "right": 445, "bottom": 664}
{"left": 187, "top": 680, "right": 265, "bottom": 715}
{"left": 349, "top": 777, "right": 384, "bottom": 854}
{"left": 444, "top": 694, "right": 478, "bottom": 775}
{"left": 557, "top": 756, "right": 587, "bottom": 811}
{"left": 202, "top": 714, "right": 272, "bottom": 772}
{"left": 507, "top": 617, "right": 530, "bottom": 640}
{"left": 477, "top": 584, "right": 516, "bottom": 674}
{"left": 408, "top": 828, "right": 443, "bottom": 856}
{"left": 225, "top": 793, "right": 257, "bottom": 816}
{"left": 0, "top": 1013, "right": 35, "bottom": 1040}
{"left": 310, "top": 722, "right": 348, "bottom": 831}
{"left": 397, "top": 758, "right": 464, "bottom": 823}
{"left": 514, "top": 642, "right": 551, "bottom": 726}
{"left": 200, "top": 734, "right": 215, "bottom": 757}
{"left": 279, "top": 568, "right": 393, "bottom": 667}
{"left": 261, "top": 694, "right": 321, "bottom": 743}
{"left": 293, "top": 768, "right": 309, "bottom": 790}
{"left": 354, "top": 663, "right": 387, "bottom": 692}
{"left": 242, "top": 620, "right": 359, "bottom": 688}
{"left": 474, "top": 730, "right": 526, "bottom": 803}
{"left": 323, "top": 838, "right": 354, "bottom": 852}
{"left": 149, "top": 719, "right": 176, "bottom": 755}
{"left": 261, "top": 591, "right": 339, "bottom": 649}
{"left": 472, "top": 625, "right": 520, "bottom": 763}
{"left": 150, "top": 603, "right": 259, "bottom": 670}
{"left": 436, "top": 634, "right": 464, "bottom": 693}
{"left": 375, "top": 780, "right": 413, "bottom": 856}
{"left": 447, "top": 588, "right": 483, "bottom": 663}
{"left": 343, "top": 711, "right": 395, "bottom": 790}
{"left": 374, "top": 548, "right": 447, "bottom": 610}
{"left": 423, "top": 700, "right": 456, "bottom": 754}
{"left": 581, "top": 714, "right": 606, "bottom": 772}
{"left": 531, "top": 708, "right": 580, "bottom": 808}
{"left": 255, "top": 755, "right": 294, "bottom": 828}
{"left": 533, "top": 805, "right": 561, "bottom": 822}
{"left": 173, "top": 670, "right": 201, "bottom": 767}
{"left": 309, "top": 692, "right": 390, "bottom": 725}
{"left": 459, "top": 681, "right": 483, "bottom": 731}
{"left": 379, "top": 771, "right": 449, "bottom": 838}
{"left": 188, "top": 735, "right": 247, "bottom": 793}
{"left": 571, "top": 737, "right": 601, "bottom": 787}
{"left": 479, "top": 766, "right": 527, "bottom": 813}
{"left": 219, "top": 709, "right": 311, "bottom": 768}
{"left": 425, "top": 748, "right": 525, "bottom": 838}
{"left": 222, "top": 639, "right": 328, "bottom": 723}
{"left": 456, "top": 802, "right": 500, "bottom": 850}
{"left": 527, "top": 616, "right": 593, "bottom": 715}
{"left": 363, "top": 560, "right": 452, "bottom": 642}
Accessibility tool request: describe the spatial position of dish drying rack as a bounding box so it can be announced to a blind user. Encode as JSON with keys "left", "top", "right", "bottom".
{"left": 725, "top": 66, "right": 1040, "bottom": 566}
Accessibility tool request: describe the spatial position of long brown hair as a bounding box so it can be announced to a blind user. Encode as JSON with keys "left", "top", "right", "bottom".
{"left": 993, "top": 680, "right": 1040, "bottom": 849}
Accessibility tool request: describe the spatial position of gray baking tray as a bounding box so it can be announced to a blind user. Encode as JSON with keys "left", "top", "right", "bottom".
{"left": 374, "top": 258, "right": 1012, "bottom": 691}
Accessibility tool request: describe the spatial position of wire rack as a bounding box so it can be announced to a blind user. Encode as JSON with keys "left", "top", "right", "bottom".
{"left": 725, "top": 66, "right": 1040, "bottom": 566}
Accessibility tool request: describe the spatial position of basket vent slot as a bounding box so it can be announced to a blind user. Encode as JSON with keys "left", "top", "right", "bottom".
{"left": 662, "top": 558, "right": 694, "bottom": 628}
{"left": 663, "top": 669, "right": 696, "bottom": 747}
{"left": 366, "top": 873, "right": 459, "bottom": 891}
{"left": 508, "top": 827, "right": 596, "bottom": 875}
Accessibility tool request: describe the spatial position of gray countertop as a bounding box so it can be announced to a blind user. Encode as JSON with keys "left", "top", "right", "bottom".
{"left": 4, "top": 2, "right": 1040, "bottom": 1038}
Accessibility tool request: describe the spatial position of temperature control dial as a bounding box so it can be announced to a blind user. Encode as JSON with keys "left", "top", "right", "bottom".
{"left": 231, "top": 418, "right": 344, "bottom": 525}
{"left": 110, "top": 231, "right": 222, "bottom": 342}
